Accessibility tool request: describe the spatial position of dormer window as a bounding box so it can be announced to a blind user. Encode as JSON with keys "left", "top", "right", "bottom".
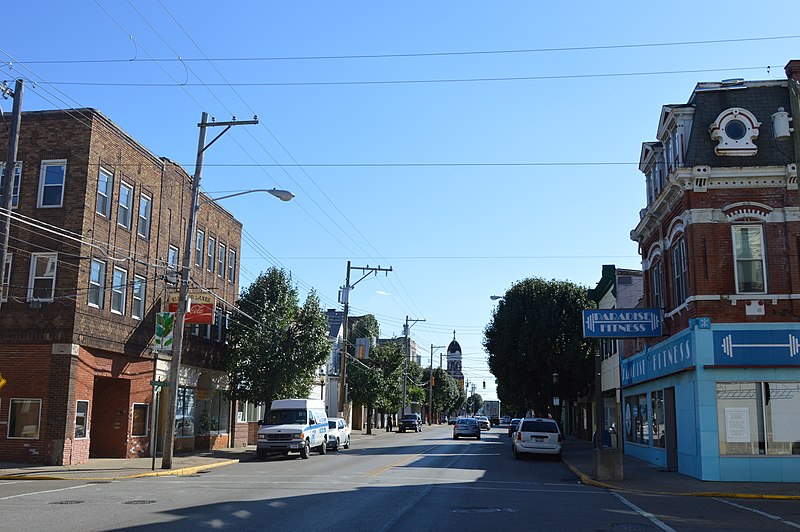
{"left": 709, "top": 107, "right": 760, "bottom": 156}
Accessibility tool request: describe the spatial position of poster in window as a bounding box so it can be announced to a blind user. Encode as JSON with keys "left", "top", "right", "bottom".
{"left": 725, "top": 407, "right": 751, "bottom": 442}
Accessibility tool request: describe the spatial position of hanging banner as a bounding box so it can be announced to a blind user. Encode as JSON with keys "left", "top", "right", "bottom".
{"left": 155, "top": 312, "right": 175, "bottom": 351}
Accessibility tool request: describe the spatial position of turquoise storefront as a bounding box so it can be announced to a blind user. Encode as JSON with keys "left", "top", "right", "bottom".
{"left": 621, "top": 318, "right": 800, "bottom": 482}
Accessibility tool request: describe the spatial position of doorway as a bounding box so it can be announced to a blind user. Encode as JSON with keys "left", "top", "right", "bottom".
{"left": 664, "top": 387, "right": 678, "bottom": 470}
{"left": 89, "top": 377, "right": 130, "bottom": 458}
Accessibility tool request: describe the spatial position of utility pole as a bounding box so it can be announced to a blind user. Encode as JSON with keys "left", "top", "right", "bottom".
{"left": 162, "top": 112, "right": 257, "bottom": 469}
{"left": 429, "top": 344, "right": 445, "bottom": 425}
{"left": 337, "top": 262, "right": 392, "bottom": 417}
{"left": 401, "top": 315, "right": 425, "bottom": 416}
{"left": 0, "top": 79, "right": 23, "bottom": 311}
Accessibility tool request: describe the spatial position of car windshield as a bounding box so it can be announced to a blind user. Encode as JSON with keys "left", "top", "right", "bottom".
{"left": 520, "top": 420, "right": 558, "bottom": 433}
{"left": 401, "top": 415, "right": 417, "bottom": 420}
{"left": 262, "top": 409, "right": 307, "bottom": 425}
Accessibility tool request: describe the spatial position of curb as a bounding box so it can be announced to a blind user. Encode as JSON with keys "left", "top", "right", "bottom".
{"left": 0, "top": 458, "right": 240, "bottom": 482}
{"left": 561, "top": 458, "right": 800, "bottom": 500}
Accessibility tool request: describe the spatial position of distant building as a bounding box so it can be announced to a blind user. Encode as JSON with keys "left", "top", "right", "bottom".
{"left": 627, "top": 61, "right": 800, "bottom": 481}
{"left": 446, "top": 332, "right": 465, "bottom": 391}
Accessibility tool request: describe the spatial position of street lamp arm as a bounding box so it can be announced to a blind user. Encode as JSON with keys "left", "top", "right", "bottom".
{"left": 199, "top": 188, "right": 294, "bottom": 208}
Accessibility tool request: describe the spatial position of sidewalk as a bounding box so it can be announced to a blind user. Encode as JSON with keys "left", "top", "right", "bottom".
{"left": 561, "top": 436, "right": 800, "bottom": 500}
{"left": 0, "top": 428, "right": 393, "bottom": 481}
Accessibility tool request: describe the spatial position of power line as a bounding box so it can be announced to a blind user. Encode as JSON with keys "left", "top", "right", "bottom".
{"left": 13, "top": 34, "right": 800, "bottom": 64}
{"left": 33, "top": 64, "right": 777, "bottom": 87}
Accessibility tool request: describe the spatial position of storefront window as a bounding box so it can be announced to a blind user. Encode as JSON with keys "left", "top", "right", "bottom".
{"left": 765, "top": 382, "right": 800, "bottom": 455}
{"left": 717, "top": 382, "right": 765, "bottom": 455}
{"left": 651, "top": 390, "right": 665, "bottom": 448}
{"left": 624, "top": 393, "right": 649, "bottom": 445}
{"left": 176, "top": 386, "right": 196, "bottom": 437}
{"left": 198, "top": 389, "right": 230, "bottom": 435}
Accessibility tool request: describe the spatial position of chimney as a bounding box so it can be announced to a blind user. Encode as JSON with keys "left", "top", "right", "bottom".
{"left": 785, "top": 60, "right": 800, "bottom": 81}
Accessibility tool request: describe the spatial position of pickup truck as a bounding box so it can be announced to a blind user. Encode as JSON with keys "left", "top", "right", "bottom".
{"left": 398, "top": 413, "right": 422, "bottom": 433}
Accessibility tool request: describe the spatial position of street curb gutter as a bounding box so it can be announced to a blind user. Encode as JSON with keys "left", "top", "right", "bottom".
{"left": 562, "top": 458, "right": 800, "bottom": 501}
{"left": 0, "top": 458, "right": 240, "bottom": 481}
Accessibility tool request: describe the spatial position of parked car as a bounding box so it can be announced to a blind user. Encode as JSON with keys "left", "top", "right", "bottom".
{"left": 512, "top": 418, "right": 562, "bottom": 460}
{"left": 398, "top": 413, "right": 422, "bottom": 433}
{"left": 326, "top": 417, "right": 351, "bottom": 451}
{"left": 507, "top": 418, "right": 521, "bottom": 437}
{"left": 453, "top": 417, "right": 481, "bottom": 440}
{"left": 476, "top": 416, "right": 491, "bottom": 431}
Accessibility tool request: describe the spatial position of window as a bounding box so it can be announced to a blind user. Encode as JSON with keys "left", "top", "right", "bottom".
{"left": 203, "top": 324, "right": 212, "bottom": 339}
{"left": 601, "top": 338, "right": 617, "bottom": 360}
{"left": 96, "top": 167, "right": 113, "bottom": 217}
{"left": 38, "top": 160, "right": 66, "bottom": 208}
{"left": 168, "top": 245, "right": 179, "bottom": 269}
{"left": 218, "top": 243, "right": 226, "bottom": 278}
{"left": 118, "top": 182, "right": 133, "bottom": 229}
{"left": 132, "top": 275, "right": 145, "bottom": 320}
{"left": 2, "top": 253, "right": 11, "bottom": 301}
{"left": 195, "top": 230, "right": 205, "bottom": 268}
{"left": 207, "top": 236, "right": 215, "bottom": 273}
{"left": 8, "top": 398, "right": 41, "bottom": 439}
{"left": 132, "top": 403, "right": 149, "bottom": 437}
{"left": 137, "top": 194, "right": 152, "bottom": 238}
{"left": 111, "top": 267, "right": 128, "bottom": 314}
{"left": 0, "top": 162, "right": 22, "bottom": 208}
{"left": 88, "top": 259, "right": 106, "bottom": 308}
{"left": 176, "top": 386, "right": 196, "bottom": 437}
{"left": 28, "top": 253, "right": 57, "bottom": 301}
{"left": 624, "top": 393, "right": 649, "bottom": 445}
{"left": 650, "top": 261, "right": 664, "bottom": 310}
{"left": 228, "top": 248, "right": 236, "bottom": 283}
{"left": 671, "top": 237, "right": 688, "bottom": 307}
{"left": 75, "top": 400, "right": 89, "bottom": 438}
{"left": 733, "top": 225, "right": 766, "bottom": 293}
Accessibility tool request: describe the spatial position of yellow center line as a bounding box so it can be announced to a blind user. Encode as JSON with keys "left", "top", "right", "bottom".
{"left": 364, "top": 445, "right": 437, "bottom": 477}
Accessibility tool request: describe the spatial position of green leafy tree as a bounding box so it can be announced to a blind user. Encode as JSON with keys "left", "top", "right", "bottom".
{"left": 347, "top": 342, "right": 404, "bottom": 433}
{"left": 227, "top": 268, "right": 330, "bottom": 406}
{"left": 405, "top": 360, "right": 426, "bottom": 411}
{"left": 431, "top": 368, "right": 461, "bottom": 420}
{"left": 468, "top": 393, "right": 483, "bottom": 415}
{"left": 484, "top": 277, "right": 594, "bottom": 418}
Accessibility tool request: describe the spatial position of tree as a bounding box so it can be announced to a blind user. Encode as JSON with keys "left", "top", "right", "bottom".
{"left": 347, "top": 341, "right": 404, "bottom": 434}
{"left": 484, "top": 277, "right": 594, "bottom": 419}
{"left": 227, "top": 268, "right": 330, "bottom": 406}
{"left": 431, "top": 368, "right": 461, "bottom": 418}
{"left": 468, "top": 393, "right": 483, "bottom": 415}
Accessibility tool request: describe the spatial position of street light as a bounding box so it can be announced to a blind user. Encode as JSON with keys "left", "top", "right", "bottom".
{"left": 490, "top": 295, "right": 504, "bottom": 301}
{"left": 200, "top": 188, "right": 295, "bottom": 205}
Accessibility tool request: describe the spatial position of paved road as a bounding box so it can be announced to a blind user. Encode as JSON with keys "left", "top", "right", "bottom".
{"left": 2, "top": 425, "right": 799, "bottom": 531}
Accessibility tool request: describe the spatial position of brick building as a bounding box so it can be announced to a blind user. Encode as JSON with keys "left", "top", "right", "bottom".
{"left": 0, "top": 108, "right": 242, "bottom": 464}
{"left": 625, "top": 62, "right": 800, "bottom": 481}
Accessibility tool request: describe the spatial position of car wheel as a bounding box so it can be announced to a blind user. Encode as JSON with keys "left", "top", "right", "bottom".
{"left": 318, "top": 441, "right": 327, "bottom": 455}
{"left": 453, "top": 434, "right": 459, "bottom": 439}
{"left": 256, "top": 448, "right": 267, "bottom": 460}
{"left": 477, "top": 434, "right": 481, "bottom": 440}
{"left": 344, "top": 436, "right": 350, "bottom": 449}
{"left": 300, "top": 440, "right": 310, "bottom": 459}
{"left": 400, "top": 428, "right": 405, "bottom": 433}
{"left": 555, "top": 451, "right": 562, "bottom": 461}
{"left": 513, "top": 446, "right": 521, "bottom": 460}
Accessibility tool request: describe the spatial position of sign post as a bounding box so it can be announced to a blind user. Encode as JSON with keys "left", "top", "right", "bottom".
{"left": 582, "top": 308, "right": 663, "bottom": 481}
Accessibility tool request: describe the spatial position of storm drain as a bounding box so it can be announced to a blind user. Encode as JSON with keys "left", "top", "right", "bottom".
{"left": 452, "top": 507, "right": 517, "bottom": 514}
{"left": 51, "top": 500, "right": 84, "bottom": 505}
{"left": 123, "top": 500, "right": 157, "bottom": 505}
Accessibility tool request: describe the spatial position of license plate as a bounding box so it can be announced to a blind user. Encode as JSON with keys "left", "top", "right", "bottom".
{"left": 534, "top": 437, "right": 545, "bottom": 442}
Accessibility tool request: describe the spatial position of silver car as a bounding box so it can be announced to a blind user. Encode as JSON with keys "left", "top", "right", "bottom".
{"left": 453, "top": 418, "right": 481, "bottom": 440}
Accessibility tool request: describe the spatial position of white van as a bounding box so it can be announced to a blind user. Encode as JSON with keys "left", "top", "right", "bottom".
{"left": 256, "top": 399, "right": 328, "bottom": 459}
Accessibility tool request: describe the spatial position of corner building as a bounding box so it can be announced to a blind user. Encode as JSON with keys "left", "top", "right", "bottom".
{"left": 0, "top": 109, "right": 242, "bottom": 464}
{"left": 626, "top": 62, "right": 800, "bottom": 481}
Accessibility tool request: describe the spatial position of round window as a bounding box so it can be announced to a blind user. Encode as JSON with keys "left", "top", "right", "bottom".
{"left": 724, "top": 119, "right": 747, "bottom": 140}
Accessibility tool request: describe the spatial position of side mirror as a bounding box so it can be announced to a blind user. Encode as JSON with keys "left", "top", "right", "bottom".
{"left": 257, "top": 420, "right": 264, "bottom": 426}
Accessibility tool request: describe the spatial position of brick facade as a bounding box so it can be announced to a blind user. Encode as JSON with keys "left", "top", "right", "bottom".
{"left": 0, "top": 109, "right": 242, "bottom": 464}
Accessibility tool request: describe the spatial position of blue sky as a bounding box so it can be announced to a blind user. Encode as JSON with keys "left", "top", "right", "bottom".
{"left": 3, "top": 1, "right": 798, "bottom": 401}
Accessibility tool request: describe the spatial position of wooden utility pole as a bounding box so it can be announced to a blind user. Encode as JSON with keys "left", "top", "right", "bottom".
{"left": 0, "top": 79, "right": 23, "bottom": 311}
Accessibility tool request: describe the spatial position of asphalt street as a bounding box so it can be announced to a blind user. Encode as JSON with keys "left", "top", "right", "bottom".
{"left": 2, "top": 425, "right": 799, "bottom": 531}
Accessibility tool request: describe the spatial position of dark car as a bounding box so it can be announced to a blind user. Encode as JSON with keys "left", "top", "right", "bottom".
{"left": 508, "top": 418, "right": 521, "bottom": 437}
{"left": 453, "top": 417, "right": 481, "bottom": 439}
{"left": 398, "top": 413, "right": 422, "bottom": 433}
